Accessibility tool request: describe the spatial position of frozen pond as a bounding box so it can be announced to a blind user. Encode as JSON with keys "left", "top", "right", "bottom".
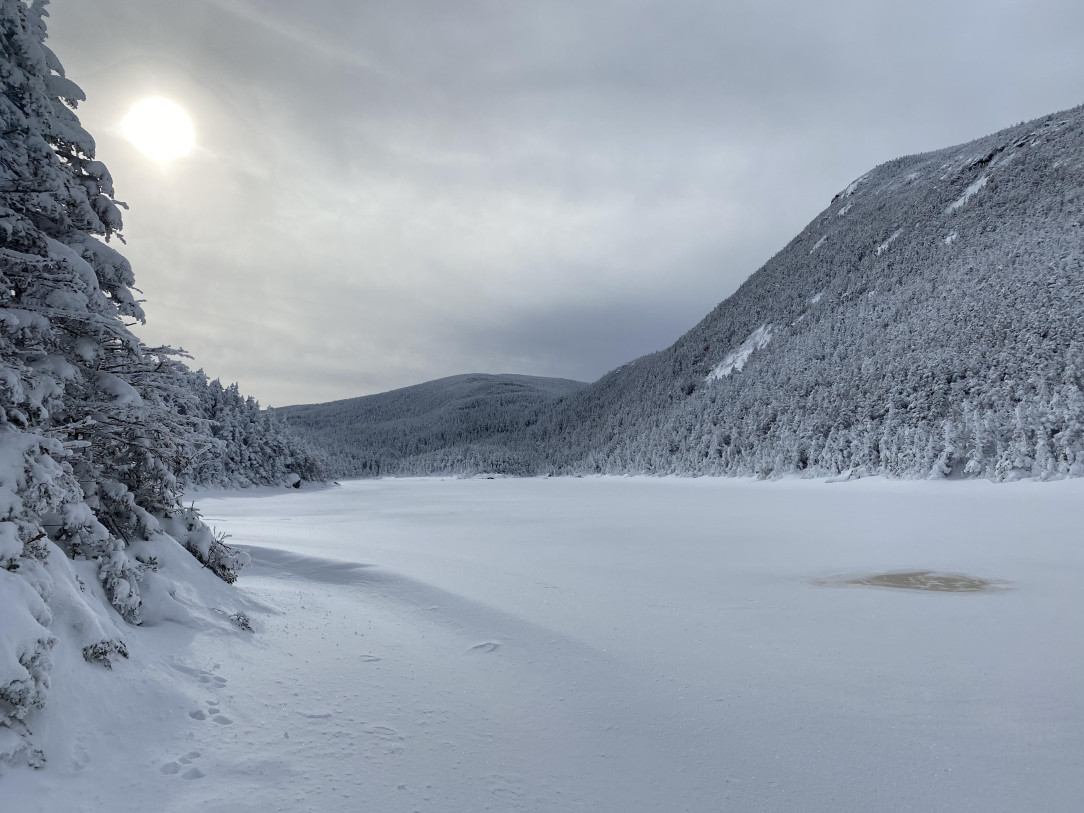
{"left": 11, "top": 476, "right": 1083, "bottom": 812}
{"left": 195, "top": 476, "right": 1084, "bottom": 812}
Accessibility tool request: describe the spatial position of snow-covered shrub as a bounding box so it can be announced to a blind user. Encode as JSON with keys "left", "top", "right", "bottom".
{"left": 0, "top": 568, "right": 54, "bottom": 727}
{"left": 80, "top": 638, "right": 128, "bottom": 669}
{"left": 162, "top": 506, "right": 250, "bottom": 585}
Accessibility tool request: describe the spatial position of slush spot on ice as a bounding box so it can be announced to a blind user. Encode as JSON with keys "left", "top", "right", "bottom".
{"left": 707, "top": 325, "right": 773, "bottom": 381}
{"left": 947, "top": 176, "right": 988, "bottom": 212}
{"left": 813, "top": 570, "right": 1011, "bottom": 593}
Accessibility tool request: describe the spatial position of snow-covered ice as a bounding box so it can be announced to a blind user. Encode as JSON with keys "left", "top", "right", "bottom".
{"left": 7, "top": 476, "right": 1084, "bottom": 812}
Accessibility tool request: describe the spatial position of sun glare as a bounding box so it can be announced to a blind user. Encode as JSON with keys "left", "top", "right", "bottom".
{"left": 121, "top": 97, "right": 196, "bottom": 162}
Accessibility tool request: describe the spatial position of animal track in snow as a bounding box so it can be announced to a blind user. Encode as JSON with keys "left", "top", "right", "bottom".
{"left": 161, "top": 751, "right": 204, "bottom": 780}
{"left": 487, "top": 774, "right": 527, "bottom": 803}
{"left": 71, "top": 737, "right": 90, "bottom": 771}
{"left": 366, "top": 724, "right": 400, "bottom": 740}
{"left": 170, "top": 662, "right": 228, "bottom": 687}
{"left": 189, "top": 698, "right": 233, "bottom": 725}
{"left": 364, "top": 724, "right": 405, "bottom": 755}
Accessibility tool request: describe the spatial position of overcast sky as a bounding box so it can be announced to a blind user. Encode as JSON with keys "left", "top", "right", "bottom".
{"left": 47, "top": 0, "right": 1084, "bottom": 406}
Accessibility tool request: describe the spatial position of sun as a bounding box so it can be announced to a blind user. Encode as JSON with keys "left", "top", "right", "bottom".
{"left": 121, "top": 97, "right": 196, "bottom": 162}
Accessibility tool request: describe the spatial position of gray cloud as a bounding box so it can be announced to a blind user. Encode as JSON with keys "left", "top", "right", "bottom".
{"left": 46, "top": 0, "right": 1084, "bottom": 405}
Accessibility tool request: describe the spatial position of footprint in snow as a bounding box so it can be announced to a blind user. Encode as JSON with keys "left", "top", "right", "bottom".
{"left": 487, "top": 774, "right": 526, "bottom": 803}
{"left": 364, "top": 724, "right": 405, "bottom": 756}
{"left": 190, "top": 700, "right": 233, "bottom": 725}
{"left": 71, "top": 738, "right": 90, "bottom": 772}
{"left": 366, "top": 725, "right": 400, "bottom": 739}
{"left": 161, "top": 751, "right": 204, "bottom": 780}
{"left": 170, "top": 662, "right": 228, "bottom": 687}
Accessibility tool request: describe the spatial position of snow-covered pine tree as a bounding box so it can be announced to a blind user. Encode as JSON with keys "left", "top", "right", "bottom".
{"left": 0, "top": 0, "right": 248, "bottom": 766}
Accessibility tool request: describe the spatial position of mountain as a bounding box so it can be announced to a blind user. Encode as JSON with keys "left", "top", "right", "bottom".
{"left": 534, "top": 105, "right": 1084, "bottom": 480}
{"left": 277, "top": 374, "right": 586, "bottom": 476}
{"left": 286, "top": 105, "right": 1084, "bottom": 482}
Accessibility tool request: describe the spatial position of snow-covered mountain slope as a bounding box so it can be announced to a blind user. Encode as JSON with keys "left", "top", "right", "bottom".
{"left": 534, "top": 105, "right": 1084, "bottom": 479}
{"left": 277, "top": 374, "right": 586, "bottom": 477}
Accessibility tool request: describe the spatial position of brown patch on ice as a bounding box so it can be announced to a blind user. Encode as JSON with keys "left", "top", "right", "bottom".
{"left": 813, "top": 570, "right": 1011, "bottom": 593}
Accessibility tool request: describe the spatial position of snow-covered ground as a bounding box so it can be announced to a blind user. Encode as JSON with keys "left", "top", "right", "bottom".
{"left": 8, "top": 477, "right": 1084, "bottom": 812}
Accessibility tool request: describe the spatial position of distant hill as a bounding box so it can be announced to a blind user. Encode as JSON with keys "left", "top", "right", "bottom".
{"left": 276, "top": 374, "right": 586, "bottom": 476}
{"left": 534, "top": 105, "right": 1084, "bottom": 480}
{"left": 285, "top": 105, "right": 1084, "bottom": 481}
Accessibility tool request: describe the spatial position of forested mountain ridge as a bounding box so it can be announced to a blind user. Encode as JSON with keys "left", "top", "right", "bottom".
{"left": 537, "top": 106, "right": 1084, "bottom": 479}
{"left": 278, "top": 374, "right": 585, "bottom": 477}
{"left": 287, "top": 105, "right": 1084, "bottom": 481}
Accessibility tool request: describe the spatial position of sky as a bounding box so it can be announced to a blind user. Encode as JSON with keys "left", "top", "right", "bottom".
{"left": 47, "top": 0, "right": 1084, "bottom": 406}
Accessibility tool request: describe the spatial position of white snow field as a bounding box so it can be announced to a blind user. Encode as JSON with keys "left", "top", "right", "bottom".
{"left": 8, "top": 476, "right": 1084, "bottom": 812}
